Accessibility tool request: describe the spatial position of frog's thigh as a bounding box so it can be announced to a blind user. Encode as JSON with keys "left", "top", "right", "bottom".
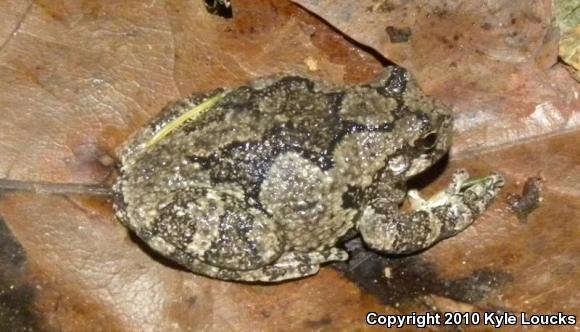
{"left": 236, "top": 248, "right": 348, "bottom": 282}
{"left": 260, "top": 152, "right": 347, "bottom": 250}
{"left": 178, "top": 187, "right": 283, "bottom": 271}
{"left": 180, "top": 248, "right": 347, "bottom": 282}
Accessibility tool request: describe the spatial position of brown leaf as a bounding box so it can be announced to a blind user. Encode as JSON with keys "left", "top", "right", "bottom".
{"left": 1, "top": 1, "right": 579, "bottom": 331}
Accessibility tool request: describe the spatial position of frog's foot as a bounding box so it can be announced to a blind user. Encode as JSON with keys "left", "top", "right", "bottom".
{"left": 359, "top": 170, "right": 505, "bottom": 254}
{"left": 434, "top": 171, "right": 505, "bottom": 237}
{"left": 178, "top": 248, "right": 348, "bottom": 282}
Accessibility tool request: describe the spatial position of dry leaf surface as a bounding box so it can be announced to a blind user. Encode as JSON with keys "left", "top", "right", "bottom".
{"left": 0, "top": 1, "right": 579, "bottom": 331}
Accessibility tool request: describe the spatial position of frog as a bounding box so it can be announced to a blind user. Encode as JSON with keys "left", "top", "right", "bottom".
{"left": 113, "top": 66, "right": 504, "bottom": 282}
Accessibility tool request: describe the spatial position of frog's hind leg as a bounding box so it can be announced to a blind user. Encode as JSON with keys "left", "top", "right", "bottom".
{"left": 149, "top": 185, "right": 347, "bottom": 282}
{"left": 175, "top": 248, "right": 348, "bottom": 282}
{"left": 359, "top": 169, "right": 504, "bottom": 254}
{"left": 143, "top": 185, "right": 286, "bottom": 274}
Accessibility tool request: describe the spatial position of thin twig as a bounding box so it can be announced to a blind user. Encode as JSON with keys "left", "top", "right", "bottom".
{"left": 0, "top": 178, "right": 112, "bottom": 197}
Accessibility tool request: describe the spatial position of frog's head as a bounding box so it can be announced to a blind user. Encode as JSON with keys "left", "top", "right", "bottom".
{"left": 369, "top": 66, "right": 453, "bottom": 178}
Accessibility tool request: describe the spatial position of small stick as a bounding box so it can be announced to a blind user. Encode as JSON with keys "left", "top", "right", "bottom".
{"left": 0, "top": 178, "right": 112, "bottom": 197}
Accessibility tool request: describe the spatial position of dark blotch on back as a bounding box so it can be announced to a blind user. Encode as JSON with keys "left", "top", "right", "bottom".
{"left": 342, "top": 185, "right": 364, "bottom": 209}
{"left": 208, "top": 79, "right": 346, "bottom": 204}
{"left": 145, "top": 189, "right": 207, "bottom": 246}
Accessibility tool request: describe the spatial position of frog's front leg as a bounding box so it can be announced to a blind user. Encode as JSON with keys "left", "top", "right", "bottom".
{"left": 358, "top": 169, "right": 504, "bottom": 254}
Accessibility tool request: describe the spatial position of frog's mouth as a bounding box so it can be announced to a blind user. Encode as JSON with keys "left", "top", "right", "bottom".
{"left": 404, "top": 140, "right": 449, "bottom": 178}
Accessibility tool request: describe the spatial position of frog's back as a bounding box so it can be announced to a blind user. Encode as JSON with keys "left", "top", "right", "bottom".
{"left": 177, "top": 76, "right": 345, "bottom": 161}
{"left": 115, "top": 71, "right": 419, "bottom": 230}
{"left": 114, "top": 76, "right": 346, "bottom": 227}
{"left": 144, "top": 77, "right": 344, "bottom": 196}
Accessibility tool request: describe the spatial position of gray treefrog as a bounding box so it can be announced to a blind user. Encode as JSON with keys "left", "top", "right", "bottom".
{"left": 113, "top": 66, "right": 504, "bottom": 282}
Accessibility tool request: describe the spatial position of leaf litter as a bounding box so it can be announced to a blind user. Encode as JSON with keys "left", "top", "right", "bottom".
{"left": 0, "top": 0, "right": 579, "bottom": 331}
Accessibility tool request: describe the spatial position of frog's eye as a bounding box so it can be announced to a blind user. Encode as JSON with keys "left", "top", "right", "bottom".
{"left": 417, "top": 132, "right": 438, "bottom": 150}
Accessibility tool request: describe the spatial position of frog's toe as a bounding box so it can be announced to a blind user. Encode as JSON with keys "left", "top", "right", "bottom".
{"left": 330, "top": 248, "right": 349, "bottom": 262}
{"left": 446, "top": 168, "right": 470, "bottom": 195}
{"left": 488, "top": 172, "right": 506, "bottom": 194}
{"left": 461, "top": 172, "right": 505, "bottom": 215}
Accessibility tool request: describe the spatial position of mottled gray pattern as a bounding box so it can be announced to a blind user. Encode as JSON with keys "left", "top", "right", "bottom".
{"left": 113, "top": 66, "right": 504, "bottom": 282}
